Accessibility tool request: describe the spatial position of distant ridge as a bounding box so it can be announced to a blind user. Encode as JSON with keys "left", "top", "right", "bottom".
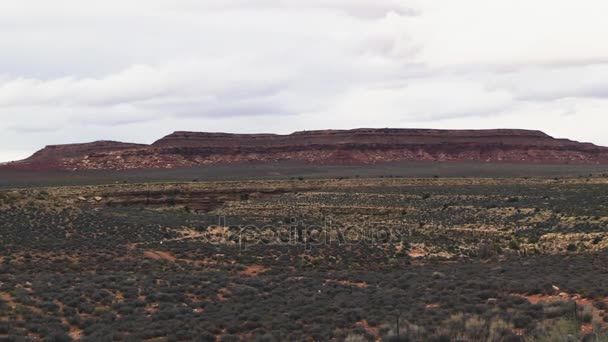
{"left": 5, "top": 128, "right": 608, "bottom": 171}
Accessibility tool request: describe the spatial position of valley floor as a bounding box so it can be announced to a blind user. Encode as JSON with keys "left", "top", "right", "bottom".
{"left": 1, "top": 176, "right": 608, "bottom": 341}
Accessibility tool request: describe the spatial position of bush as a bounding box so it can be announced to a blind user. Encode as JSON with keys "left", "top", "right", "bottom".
{"left": 512, "top": 314, "right": 532, "bottom": 329}
{"left": 0, "top": 321, "right": 8, "bottom": 334}
{"left": 508, "top": 240, "right": 520, "bottom": 251}
{"left": 567, "top": 244, "right": 578, "bottom": 252}
{"left": 43, "top": 331, "right": 73, "bottom": 342}
{"left": 537, "top": 318, "right": 580, "bottom": 341}
{"left": 580, "top": 305, "right": 593, "bottom": 323}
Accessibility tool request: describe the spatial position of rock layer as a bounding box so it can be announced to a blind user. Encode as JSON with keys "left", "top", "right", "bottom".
{"left": 6, "top": 129, "right": 608, "bottom": 170}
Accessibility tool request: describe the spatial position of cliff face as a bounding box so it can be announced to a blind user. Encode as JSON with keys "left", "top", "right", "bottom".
{"left": 7, "top": 129, "right": 608, "bottom": 171}
{"left": 15, "top": 141, "right": 147, "bottom": 169}
{"left": 153, "top": 129, "right": 557, "bottom": 148}
{"left": 25, "top": 141, "right": 146, "bottom": 161}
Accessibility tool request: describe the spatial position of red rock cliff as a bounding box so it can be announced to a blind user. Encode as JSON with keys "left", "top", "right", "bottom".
{"left": 7, "top": 129, "right": 608, "bottom": 170}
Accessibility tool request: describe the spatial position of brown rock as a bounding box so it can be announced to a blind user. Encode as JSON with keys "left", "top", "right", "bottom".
{"left": 6, "top": 129, "right": 608, "bottom": 171}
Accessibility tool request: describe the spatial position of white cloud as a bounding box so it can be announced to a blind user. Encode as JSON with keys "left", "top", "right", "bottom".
{"left": 1, "top": 0, "right": 608, "bottom": 162}
{"left": 331, "top": 80, "right": 513, "bottom": 123}
{"left": 487, "top": 64, "right": 608, "bottom": 101}
{"left": 411, "top": 1, "right": 608, "bottom": 67}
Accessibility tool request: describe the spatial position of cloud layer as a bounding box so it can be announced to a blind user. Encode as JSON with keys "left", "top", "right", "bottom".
{"left": 1, "top": 0, "right": 608, "bottom": 161}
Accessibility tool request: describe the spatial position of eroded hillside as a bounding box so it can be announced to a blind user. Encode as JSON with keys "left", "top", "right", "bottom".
{"left": 6, "top": 129, "right": 608, "bottom": 171}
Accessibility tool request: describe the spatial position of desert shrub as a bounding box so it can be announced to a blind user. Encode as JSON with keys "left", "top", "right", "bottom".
{"left": 195, "top": 334, "right": 217, "bottom": 342}
{"left": 384, "top": 337, "right": 410, "bottom": 342}
{"left": 0, "top": 321, "right": 8, "bottom": 334}
{"left": 544, "top": 301, "right": 575, "bottom": 319}
{"left": 508, "top": 240, "right": 520, "bottom": 251}
{"left": 580, "top": 305, "right": 593, "bottom": 323}
{"left": 594, "top": 300, "right": 607, "bottom": 311}
{"left": 567, "top": 244, "right": 578, "bottom": 252}
{"left": 219, "top": 335, "right": 240, "bottom": 342}
{"left": 43, "top": 331, "right": 73, "bottom": 342}
{"left": 534, "top": 318, "right": 580, "bottom": 342}
{"left": 345, "top": 333, "right": 371, "bottom": 342}
{"left": 512, "top": 314, "right": 533, "bottom": 329}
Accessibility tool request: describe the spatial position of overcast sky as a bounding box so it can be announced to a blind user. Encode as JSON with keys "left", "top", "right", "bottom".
{"left": 2, "top": 0, "right": 608, "bottom": 162}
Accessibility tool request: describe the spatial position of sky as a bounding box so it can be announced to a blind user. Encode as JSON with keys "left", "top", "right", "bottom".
{"left": 2, "top": 0, "right": 608, "bottom": 162}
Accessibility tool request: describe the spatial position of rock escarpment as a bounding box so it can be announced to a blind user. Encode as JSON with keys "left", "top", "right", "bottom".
{"left": 7, "top": 129, "right": 608, "bottom": 170}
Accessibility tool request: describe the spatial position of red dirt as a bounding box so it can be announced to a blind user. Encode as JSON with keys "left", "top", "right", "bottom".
{"left": 0, "top": 292, "right": 17, "bottom": 309}
{"left": 325, "top": 279, "right": 369, "bottom": 288}
{"left": 217, "top": 288, "right": 232, "bottom": 302}
{"left": 237, "top": 265, "right": 268, "bottom": 277}
{"left": 356, "top": 320, "right": 380, "bottom": 341}
{"left": 1, "top": 291, "right": 44, "bottom": 316}
{"left": 60, "top": 313, "right": 83, "bottom": 341}
{"left": 407, "top": 249, "right": 426, "bottom": 258}
{"left": 582, "top": 323, "right": 594, "bottom": 335}
{"left": 142, "top": 249, "right": 219, "bottom": 267}
{"left": 143, "top": 251, "right": 176, "bottom": 262}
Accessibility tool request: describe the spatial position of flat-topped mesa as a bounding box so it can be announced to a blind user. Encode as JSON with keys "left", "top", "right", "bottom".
{"left": 152, "top": 131, "right": 282, "bottom": 148}
{"left": 8, "top": 141, "right": 148, "bottom": 170}
{"left": 290, "top": 128, "right": 552, "bottom": 138}
{"left": 153, "top": 129, "right": 577, "bottom": 149}
{"left": 24, "top": 141, "right": 147, "bottom": 162}
{"left": 6, "top": 128, "right": 608, "bottom": 171}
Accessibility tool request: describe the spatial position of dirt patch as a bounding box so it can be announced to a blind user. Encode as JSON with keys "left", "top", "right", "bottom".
{"left": 516, "top": 293, "right": 588, "bottom": 306}
{"left": 143, "top": 250, "right": 220, "bottom": 268}
{"left": 145, "top": 302, "right": 160, "bottom": 315}
{"left": 129, "top": 228, "right": 205, "bottom": 251}
{"left": 407, "top": 249, "right": 426, "bottom": 258}
{"left": 207, "top": 226, "right": 228, "bottom": 236}
{"left": 191, "top": 258, "right": 219, "bottom": 266}
{"left": 143, "top": 251, "right": 176, "bottom": 262}
{"left": 113, "top": 290, "right": 125, "bottom": 304}
{"left": 60, "top": 316, "right": 83, "bottom": 340}
{"left": 237, "top": 265, "right": 268, "bottom": 277}
{"left": 0, "top": 292, "right": 44, "bottom": 315}
{"left": 325, "top": 279, "right": 369, "bottom": 288}
{"left": 581, "top": 323, "right": 594, "bottom": 335}
{"left": 356, "top": 320, "right": 380, "bottom": 341}
{"left": 68, "top": 325, "right": 83, "bottom": 340}
{"left": 217, "top": 288, "right": 232, "bottom": 302}
{"left": 0, "top": 292, "right": 17, "bottom": 309}
{"left": 186, "top": 292, "right": 205, "bottom": 304}
{"left": 174, "top": 228, "right": 206, "bottom": 241}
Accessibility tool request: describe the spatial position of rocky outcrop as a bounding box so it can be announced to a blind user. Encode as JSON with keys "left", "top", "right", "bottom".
{"left": 6, "top": 129, "right": 608, "bottom": 170}
{"left": 16, "top": 141, "right": 146, "bottom": 169}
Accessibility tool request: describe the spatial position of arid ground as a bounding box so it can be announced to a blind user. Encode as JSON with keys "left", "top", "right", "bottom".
{"left": 1, "top": 170, "right": 608, "bottom": 341}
